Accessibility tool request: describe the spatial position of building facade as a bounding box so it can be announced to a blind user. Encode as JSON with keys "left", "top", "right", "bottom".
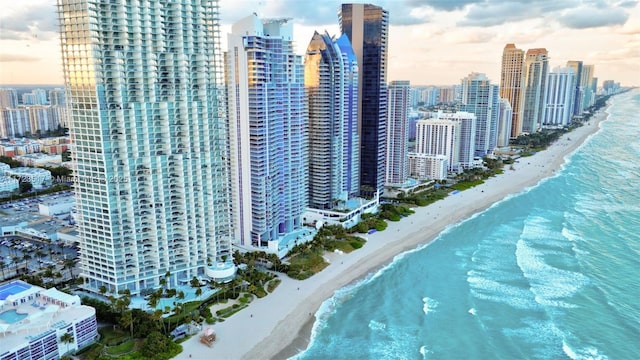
{"left": 340, "top": 3, "right": 389, "bottom": 197}
{"left": 304, "top": 31, "right": 359, "bottom": 210}
{"left": 414, "top": 116, "right": 460, "bottom": 171}
{"left": 386, "top": 80, "right": 410, "bottom": 186}
{"left": 543, "top": 67, "right": 576, "bottom": 127}
{"left": 499, "top": 44, "right": 525, "bottom": 138}
{"left": 520, "top": 48, "right": 549, "bottom": 134}
{"left": 497, "top": 98, "right": 513, "bottom": 148}
{"left": 0, "top": 280, "right": 98, "bottom": 359}
{"left": 460, "top": 72, "right": 499, "bottom": 157}
{"left": 57, "top": 0, "right": 234, "bottom": 294}
{"left": 226, "top": 15, "right": 308, "bottom": 251}
{"left": 566, "top": 60, "right": 584, "bottom": 116}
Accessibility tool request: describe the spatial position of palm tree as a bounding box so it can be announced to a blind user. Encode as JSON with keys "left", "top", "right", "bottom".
{"left": 119, "top": 310, "right": 134, "bottom": 338}
{"left": 0, "top": 259, "right": 6, "bottom": 280}
{"left": 195, "top": 287, "right": 202, "bottom": 301}
{"left": 11, "top": 255, "right": 21, "bottom": 275}
{"left": 63, "top": 258, "right": 77, "bottom": 281}
{"left": 60, "top": 332, "right": 74, "bottom": 354}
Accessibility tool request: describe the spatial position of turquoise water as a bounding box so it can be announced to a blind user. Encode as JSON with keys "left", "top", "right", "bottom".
{"left": 296, "top": 89, "right": 640, "bottom": 360}
{"left": 0, "top": 309, "right": 28, "bottom": 324}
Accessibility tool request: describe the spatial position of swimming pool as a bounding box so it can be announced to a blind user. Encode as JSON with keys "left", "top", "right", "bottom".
{"left": 0, "top": 309, "right": 27, "bottom": 324}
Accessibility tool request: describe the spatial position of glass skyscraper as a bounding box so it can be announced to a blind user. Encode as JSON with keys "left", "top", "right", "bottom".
{"left": 339, "top": 3, "right": 388, "bottom": 198}
{"left": 226, "top": 15, "right": 308, "bottom": 250}
{"left": 460, "top": 72, "right": 499, "bottom": 157}
{"left": 304, "top": 31, "right": 359, "bottom": 210}
{"left": 57, "top": 0, "right": 234, "bottom": 295}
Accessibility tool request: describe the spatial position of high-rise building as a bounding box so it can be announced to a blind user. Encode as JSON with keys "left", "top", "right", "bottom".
{"left": 581, "top": 64, "right": 595, "bottom": 109}
{"left": 460, "top": 72, "right": 499, "bottom": 157}
{"left": 500, "top": 44, "right": 525, "bottom": 138}
{"left": 440, "top": 111, "right": 476, "bottom": 169}
{"left": 0, "top": 88, "right": 19, "bottom": 108}
{"left": 520, "top": 48, "right": 549, "bottom": 134}
{"left": 226, "top": 15, "right": 308, "bottom": 251}
{"left": 340, "top": 3, "right": 389, "bottom": 197}
{"left": 57, "top": 0, "right": 234, "bottom": 294}
{"left": 386, "top": 80, "right": 410, "bottom": 186}
{"left": 304, "top": 31, "right": 359, "bottom": 210}
{"left": 414, "top": 115, "right": 460, "bottom": 171}
{"left": 543, "top": 67, "right": 576, "bottom": 127}
{"left": 566, "top": 60, "right": 584, "bottom": 116}
{"left": 49, "top": 88, "right": 67, "bottom": 107}
{"left": 497, "top": 98, "right": 513, "bottom": 148}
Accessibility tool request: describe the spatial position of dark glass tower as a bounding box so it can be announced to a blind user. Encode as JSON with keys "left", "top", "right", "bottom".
{"left": 339, "top": 3, "right": 388, "bottom": 198}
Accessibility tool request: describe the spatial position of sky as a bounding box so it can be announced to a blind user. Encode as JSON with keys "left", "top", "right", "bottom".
{"left": 0, "top": 0, "right": 638, "bottom": 86}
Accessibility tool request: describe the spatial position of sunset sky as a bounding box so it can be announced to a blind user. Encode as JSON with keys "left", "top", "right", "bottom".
{"left": 1, "top": 0, "right": 638, "bottom": 86}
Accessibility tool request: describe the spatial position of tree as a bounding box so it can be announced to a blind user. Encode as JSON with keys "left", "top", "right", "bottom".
{"left": 119, "top": 310, "right": 134, "bottom": 338}
{"left": 19, "top": 181, "right": 33, "bottom": 193}
{"left": 22, "top": 254, "right": 32, "bottom": 273}
{"left": 0, "top": 259, "right": 5, "bottom": 280}
{"left": 63, "top": 258, "right": 77, "bottom": 281}
{"left": 195, "top": 287, "right": 202, "bottom": 300}
{"left": 60, "top": 332, "right": 74, "bottom": 354}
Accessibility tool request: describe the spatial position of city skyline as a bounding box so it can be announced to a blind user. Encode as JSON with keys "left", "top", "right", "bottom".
{"left": 1, "top": 0, "right": 638, "bottom": 86}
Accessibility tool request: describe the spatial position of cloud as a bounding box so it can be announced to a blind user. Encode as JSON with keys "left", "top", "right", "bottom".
{"left": 559, "top": 7, "right": 629, "bottom": 28}
{"left": 407, "top": 0, "right": 482, "bottom": 11}
{"left": 444, "top": 31, "right": 494, "bottom": 44}
{"left": 0, "top": 2, "right": 59, "bottom": 41}
{"left": 0, "top": 53, "right": 41, "bottom": 63}
{"left": 616, "top": 0, "right": 638, "bottom": 8}
{"left": 219, "top": 0, "right": 433, "bottom": 27}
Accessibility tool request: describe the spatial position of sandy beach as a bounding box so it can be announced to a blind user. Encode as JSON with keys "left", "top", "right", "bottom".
{"left": 173, "top": 105, "right": 610, "bottom": 360}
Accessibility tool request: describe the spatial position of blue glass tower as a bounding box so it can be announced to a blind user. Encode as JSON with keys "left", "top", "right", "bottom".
{"left": 339, "top": 3, "right": 388, "bottom": 198}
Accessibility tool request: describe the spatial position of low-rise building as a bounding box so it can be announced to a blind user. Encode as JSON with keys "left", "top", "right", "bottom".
{"left": 0, "top": 176, "right": 19, "bottom": 194}
{"left": 5, "top": 167, "right": 52, "bottom": 189}
{"left": 0, "top": 280, "right": 98, "bottom": 359}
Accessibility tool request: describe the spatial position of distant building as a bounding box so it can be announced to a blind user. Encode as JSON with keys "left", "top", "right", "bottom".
{"left": 520, "top": 48, "right": 549, "bottom": 134}
{"left": 500, "top": 44, "right": 525, "bottom": 138}
{"left": 460, "top": 72, "right": 499, "bottom": 157}
{"left": 340, "top": 3, "right": 389, "bottom": 198}
{"left": 226, "top": 14, "right": 309, "bottom": 253}
{"left": 566, "top": 60, "right": 584, "bottom": 116}
{"left": 0, "top": 280, "right": 98, "bottom": 359}
{"left": 386, "top": 80, "right": 411, "bottom": 186}
{"left": 0, "top": 106, "right": 65, "bottom": 138}
{"left": 581, "top": 65, "right": 595, "bottom": 109}
{"left": 0, "top": 176, "right": 19, "bottom": 193}
{"left": 5, "top": 167, "right": 52, "bottom": 189}
{"left": 0, "top": 88, "right": 19, "bottom": 108}
{"left": 543, "top": 67, "right": 576, "bottom": 127}
{"left": 497, "top": 98, "right": 513, "bottom": 148}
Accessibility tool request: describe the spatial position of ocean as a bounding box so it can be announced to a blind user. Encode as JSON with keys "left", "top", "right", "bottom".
{"left": 295, "top": 89, "right": 640, "bottom": 360}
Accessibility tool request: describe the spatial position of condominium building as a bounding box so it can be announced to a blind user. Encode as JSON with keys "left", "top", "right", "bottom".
{"left": 414, "top": 115, "right": 461, "bottom": 171}
{"left": 386, "top": 80, "right": 411, "bottom": 186}
{"left": 0, "top": 280, "right": 98, "bottom": 359}
{"left": 57, "top": 0, "right": 234, "bottom": 294}
{"left": 543, "top": 67, "right": 576, "bottom": 127}
{"left": 0, "top": 88, "right": 19, "bottom": 108}
{"left": 500, "top": 44, "right": 525, "bottom": 138}
{"left": 0, "top": 106, "right": 65, "bottom": 138}
{"left": 581, "top": 64, "right": 595, "bottom": 109}
{"left": 226, "top": 15, "right": 308, "bottom": 252}
{"left": 304, "top": 31, "right": 359, "bottom": 210}
{"left": 497, "top": 98, "right": 513, "bottom": 148}
{"left": 340, "top": 3, "right": 389, "bottom": 197}
{"left": 566, "top": 60, "right": 584, "bottom": 116}
{"left": 520, "top": 48, "right": 549, "bottom": 134}
{"left": 440, "top": 111, "right": 476, "bottom": 169}
{"left": 460, "top": 72, "right": 499, "bottom": 157}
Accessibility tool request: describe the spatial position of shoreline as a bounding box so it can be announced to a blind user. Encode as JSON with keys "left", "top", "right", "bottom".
{"left": 173, "top": 104, "right": 611, "bottom": 360}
